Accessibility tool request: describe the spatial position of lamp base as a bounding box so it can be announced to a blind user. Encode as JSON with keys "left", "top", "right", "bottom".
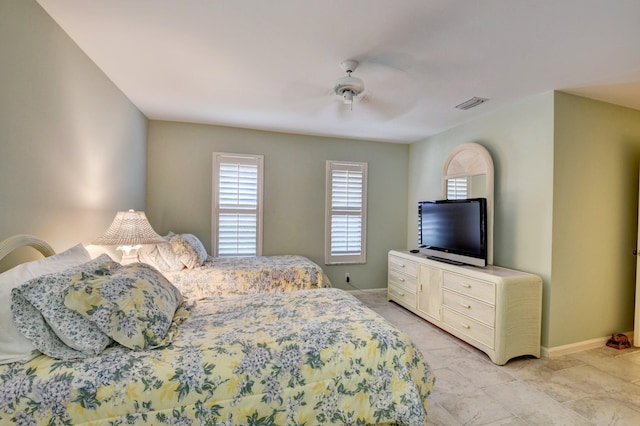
{"left": 117, "top": 245, "right": 141, "bottom": 265}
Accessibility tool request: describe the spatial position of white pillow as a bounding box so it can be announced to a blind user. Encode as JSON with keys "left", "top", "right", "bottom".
{"left": 0, "top": 244, "right": 91, "bottom": 364}
{"left": 138, "top": 232, "right": 184, "bottom": 272}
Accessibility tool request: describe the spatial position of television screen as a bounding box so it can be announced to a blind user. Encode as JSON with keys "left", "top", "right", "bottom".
{"left": 418, "top": 198, "right": 487, "bottom": 267}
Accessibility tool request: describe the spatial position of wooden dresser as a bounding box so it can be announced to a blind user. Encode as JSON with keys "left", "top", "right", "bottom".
{"left": 388, "top": 250, "right": 542, "bottom": 365}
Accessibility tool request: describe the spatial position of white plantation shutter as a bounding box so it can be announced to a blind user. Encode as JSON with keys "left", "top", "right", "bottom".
{"left": 212, "top": 153, "right": 263, "bottom": 257}
{"left": 447, "top": 176, "right": 469, "bottom": 199}
{"left": 325, "top": 161, "right": 367, "bottom": 264}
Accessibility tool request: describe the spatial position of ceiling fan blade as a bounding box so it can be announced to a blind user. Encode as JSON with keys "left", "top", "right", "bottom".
{"left": 356, "top": 92, "right": 415, "bottom": 121}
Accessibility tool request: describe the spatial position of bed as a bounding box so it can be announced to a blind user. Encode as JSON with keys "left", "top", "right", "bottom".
{"left": 138, "top": 233, "right": 332, "bottom": 300}
{"left": 0, "top": 235, "right": 434, "bottom": 425}
{"left": 164, "top": 255, "right": 332, "bottom": 300}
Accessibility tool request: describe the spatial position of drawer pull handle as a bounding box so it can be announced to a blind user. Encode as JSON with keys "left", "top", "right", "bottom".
{"left": 399, "top": 277, "right": 405, "bottom": 282}
{"left": 459, "top": 303, "right": 471, "bottom": 309}
{"left": 461, "top": 283, "right": 472, "bottom": 289}
{"left": 460, "top": 322, "right": 471, "bottom": 329}
{"left": 391, "top": 289, "right": 405, "bottom": 297}
{"left": 400, "top": 264, "right": 406, "bottom": 268}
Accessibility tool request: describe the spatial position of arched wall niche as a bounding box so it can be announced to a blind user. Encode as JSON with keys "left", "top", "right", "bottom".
{"left": 442, "top": 143, "right": 494, "bottom": 265}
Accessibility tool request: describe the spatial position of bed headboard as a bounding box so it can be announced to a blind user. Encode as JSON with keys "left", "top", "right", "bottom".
{"left": 0, "top": 234, "right": 56, "bottom": 262}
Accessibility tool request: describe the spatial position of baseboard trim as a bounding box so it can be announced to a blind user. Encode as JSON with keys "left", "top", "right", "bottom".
{"left": 350, "top": 288, "right": 636, "bottom": 359}
{"left": 346, "top": 288, "right": 387, "bottom": 295}
{"left": 542, "top": 331, "right": 634, "bottom": 358}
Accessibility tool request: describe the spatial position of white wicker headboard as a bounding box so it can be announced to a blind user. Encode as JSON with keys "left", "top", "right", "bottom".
{"left": 0, "top": 234, "right": 56, "bottom": 262}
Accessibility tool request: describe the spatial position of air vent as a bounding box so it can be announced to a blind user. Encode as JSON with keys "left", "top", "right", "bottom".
{"left": 454, "top": 97, "right": 489, "bottom": 110}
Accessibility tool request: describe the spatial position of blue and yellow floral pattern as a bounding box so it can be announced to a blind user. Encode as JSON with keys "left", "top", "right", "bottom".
{"left": 163, "top": 255, "right": 332, "bottom": 300}
{"left": 64, "top": 262, "right": 183, "bottom": 350}
{"left": 0, "top": 288, "right": 433, "bottom": 425}
{"left": 10, "top": 255, "right": 120, "bottom": 359}
{"left": 170, "top": 233, "right": 208, "bottom": 269}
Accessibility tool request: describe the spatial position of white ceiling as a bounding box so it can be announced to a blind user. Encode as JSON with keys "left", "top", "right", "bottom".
{"left": 37, "top": 0, "right": 640, "bottom": 143}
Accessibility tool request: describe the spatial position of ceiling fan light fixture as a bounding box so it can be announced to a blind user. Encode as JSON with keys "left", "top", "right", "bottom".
{"left": 333, "top": 59, "right": 364, "bottom": 108}
{"left": 343, "top": 90, "right": 354, "bottom": 105}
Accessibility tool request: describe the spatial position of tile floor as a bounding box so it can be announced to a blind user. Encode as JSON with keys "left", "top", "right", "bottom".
{"left": 351, "top": 289, "right": 640, "bottom": 425}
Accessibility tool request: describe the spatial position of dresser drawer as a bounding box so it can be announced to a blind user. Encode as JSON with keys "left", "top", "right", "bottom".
{"left": 388, "top": 282, "right": 416, "bottom": 309}
{"left": 443, "top": 289, "right": 495, "bottom": 326}
{"left": 388, "top": 268, "right": 417, "bottom": 293}
{"left": 388, "top": 255, "right": 418, "bottom": 278}
{"left": 443, "top": 307, "right": 494, "bottom": 349}
{"left": 443, "top": 272, "right": 495, "bottom": 304}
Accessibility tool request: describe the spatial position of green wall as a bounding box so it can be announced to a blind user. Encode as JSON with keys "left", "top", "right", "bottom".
{"left": 146, "top": 121, "right": 409, "bottom": 290}
{"left": 551, "top": 92, "right": 640, "bottom": 347}
{"left": 409, "top": 91, "right": 640, "bottom": 349}
{"left": 409, "top": 93, "right": 555, "bottom": 274}
{"left": 0, "top": 0, "right": 148, "bottom": 270}
{"left": 409, "top": 92, "right": 555, "bottom": 346}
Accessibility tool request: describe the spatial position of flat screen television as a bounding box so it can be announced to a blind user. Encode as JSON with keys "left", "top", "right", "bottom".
{"left": 418, "top": 198, "right": 487, "bottom": 267}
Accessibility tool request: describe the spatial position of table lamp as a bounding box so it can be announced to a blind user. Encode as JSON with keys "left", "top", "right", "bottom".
{"left": 93, "top": 210, "right": 165, "bottom": 264}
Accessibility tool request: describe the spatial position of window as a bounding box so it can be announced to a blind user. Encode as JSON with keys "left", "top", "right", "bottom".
{"left": 325, "top": 161, "right": 367, "bottom": 264}
{"left": 446, "top": 176, "right": 469, "bottom": 199}
{"left": 212, "top": 153, "right": 263, "bottom": 257}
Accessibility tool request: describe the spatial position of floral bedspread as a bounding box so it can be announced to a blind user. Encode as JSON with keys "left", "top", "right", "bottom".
{"left": 0, "top": 288, "right": 434, "bottom": 425}
{"left": 163, "top": 255, "right": 332, "bottom": 300}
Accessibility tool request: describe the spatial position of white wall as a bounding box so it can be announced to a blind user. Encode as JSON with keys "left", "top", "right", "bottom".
{"left": 0, "top": 0, "right": 147, "bottom": 269}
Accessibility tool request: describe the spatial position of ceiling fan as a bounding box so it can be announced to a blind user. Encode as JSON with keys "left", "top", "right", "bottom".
{"left": 333, "top": 60, "right": 365, "bottom": 109}
{"left": 284, "top": 56, "right": 414, "bottom": 120}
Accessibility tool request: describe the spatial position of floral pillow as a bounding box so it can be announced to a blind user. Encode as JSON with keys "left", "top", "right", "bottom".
{"left": 0, "top": 244, "right": 91, "bottom": 364}
{"left": 11, "top": 292, "right": 94, "bottom": 361}
{"left": 11, "top": 255, "right": 119, "bottom": 359}
{"left": 170, "top": 233, "right": 207, "bottom": 269}
{"left": 64, "top": 262, "right": 183, "bottom": 350}
{"left": 138, "top": 232, "right": 184, "bottom": 272}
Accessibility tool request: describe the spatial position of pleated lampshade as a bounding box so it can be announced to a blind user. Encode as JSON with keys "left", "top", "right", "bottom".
{"left": 93, "top": 210, "right": 165, "bottom": 264}
{"left": 93, "top": 210, "right": 165, "bottom": 246}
